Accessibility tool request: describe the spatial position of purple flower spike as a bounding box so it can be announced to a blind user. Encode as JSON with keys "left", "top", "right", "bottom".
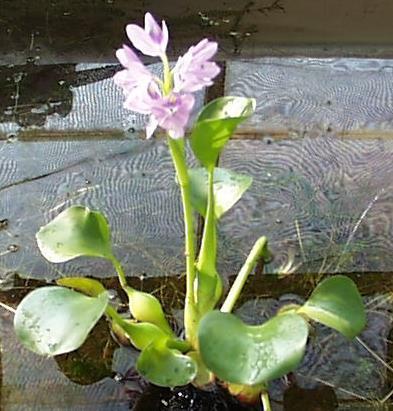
{"left": 173, "top": 39, "right": 220, "bottom": 93}
{"left": 151, "top": 93, "right": 195, "bottom": 139}
{"left": 114, "top": 13, "right": 208, "bottom": 139}
{"left": 126, "top": 12, "right": 169, "bottom": 57}
{"left": 113, "top": 44, "right": 153, "bottom": 95}
{"left": 123, "top": 81, "right": 161, "bottom": 115}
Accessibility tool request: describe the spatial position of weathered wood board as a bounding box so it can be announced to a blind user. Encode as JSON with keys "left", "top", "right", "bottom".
{"left": 0, "top": 62, "right": 205, "bottom": 140}
{"left": 2, "top": 136, "right": 393, "bottom": 282}
{"left": 218, "top": 137, "right": 393, "bottom": 275}
{"left": 4, "top": 0, "right": 393, "bottom": 65}
{"left": 0, "top": 139, "right": 193, "bottom": 281}
{"left": 226, "top": 58, "right": 393, "bottom": 138}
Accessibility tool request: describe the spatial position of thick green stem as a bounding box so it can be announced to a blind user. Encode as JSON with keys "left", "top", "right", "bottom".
{"left": 159, "top": 53, "right": 198, "bottom": 346}
{"left": 161, "top": 54, "right": 173, "bottom": 95}
{"left": 106, "top": 304, "right": 124, "bottom": 323}
{"left": 221, "top": 236, "right": 268, "bottom": 313}
{"left": 167, "top": 137, "right": 198, "bottom": 346}
{"left": 167, "top": 339, "right": 192, "bottom": 353}
{"left": 261, "top": 391, "right": 272, "bottom": 411}
{"left": 110, "top": 256, "right": 129, "bottom": 292}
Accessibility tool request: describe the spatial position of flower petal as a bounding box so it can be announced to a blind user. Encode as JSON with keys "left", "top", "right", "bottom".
{"left": 146, "top": 116, "right": 159, "bottom": 139}
{"left": 145, "top": 13, "right": 160, "bottom": 34}
{"left": 126, "top": 13, "right": 168, "bottom": 57}
{"left": 161, "top": 20, "right": 169, "bottom": 53}
{"left": 123, "top": 86, "right": 154, "bottom": 114}
{"left": 173, "top": 38, "right": 220, "bottom": 93}
{"left": 126, "top": 24, "right": 160, "bottom": 57}
{"left": 151, "top": 93, "right": 195, "bottom": 139}
{"left": 116, "top": 44, "right": 140, "bottom": 68}
{"left": 192, "top": 39, "right": 218, "bottom": 62}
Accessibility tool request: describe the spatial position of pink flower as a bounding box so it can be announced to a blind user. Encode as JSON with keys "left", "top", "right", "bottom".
{"left": 173, "top": 39, "right": 220, "bottom": 93}
{"left": 126, "top": 12, "right": 168, "bottom": 57}
{"left": 114, "top": 13, "right": 219, "bottom": 139}
{"left": 150, "top": 93, "right": 195, "bottom": 139}
{"left": 113, "top": 44, "right": 153, "bottom": 97}
{"left": 117, "top": 68, "right": 195, "bottom": 139}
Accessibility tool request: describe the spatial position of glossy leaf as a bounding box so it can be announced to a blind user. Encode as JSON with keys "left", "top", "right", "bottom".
{"left": 57, "top": 277, "right": 106, "bottom": 297}
{"left": 111, "top": 315, "right": 168, "bottom": 351}
{"left": 298, "top": 275, "right": 366, "bottom": 339}
{"left": 126, "top": 288, "right": 174, "bottom": 336}
{"left": 137, "top": 339, "right": 197, "bottom": 387}
{"left": 199, "top": 311, "right": 308, "bottom": 385}
{"left": 190, "top": 97, "right": 255, "bottom": 168}
{"left": 36, "top": 206, "right": 113, "bottom": 263}
{"left": 14, "top": 286, "right": 108, "bottom": 356}
{"left": 189, "top": 168, "right": 252, "bottom": 218}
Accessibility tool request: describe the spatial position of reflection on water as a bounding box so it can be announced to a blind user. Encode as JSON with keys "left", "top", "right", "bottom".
{"left": 2, "top": 1, "right": 393, "bottom": 409}
{"left": 0, "top": 273, "right": 393, "bottom": 409}
{"left": 0, "top": 63, "right": 119, "bottom": 129}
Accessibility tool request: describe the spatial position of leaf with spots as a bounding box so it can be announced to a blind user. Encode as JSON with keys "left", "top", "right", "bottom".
{"left": 36, "top": 206, "right": 113, "bottom": 263}
{"left": 137, "top": 339, "right": 197, "bottom": 387}
{"left": 198, "top": 311, "right": 309, "bottom": 385}
{"left": 14, "top": 286, "right": 108, "bottom": 356}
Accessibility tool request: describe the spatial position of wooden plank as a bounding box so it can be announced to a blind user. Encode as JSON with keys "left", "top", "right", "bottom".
{"left": 0, "top": 139, "right": 193, "bottom": 281}
{"left": 218, "top": 137, "right": 393, "bottom": 274}
{"left": 4, "top": 0, "right": 393, "bottom": 65}
{"left": 225, "top": 58, "right": 393, "bottom": 138}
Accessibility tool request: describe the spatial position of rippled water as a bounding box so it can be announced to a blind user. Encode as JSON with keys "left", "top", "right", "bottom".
{"left": 2, "top": 1, "right": 393, "bottom": 410}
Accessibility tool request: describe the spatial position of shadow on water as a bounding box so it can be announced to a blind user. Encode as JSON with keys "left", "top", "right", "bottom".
{"left": 0, "top": 63, "right": 119, "bottom": 129}
{"left": 1, "top": 272, "right": 393, "bottom": 410}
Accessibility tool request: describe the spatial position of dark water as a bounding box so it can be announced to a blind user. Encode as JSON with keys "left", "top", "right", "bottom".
{"left": 1, "top": 273, "right": 393, "bottom": 410}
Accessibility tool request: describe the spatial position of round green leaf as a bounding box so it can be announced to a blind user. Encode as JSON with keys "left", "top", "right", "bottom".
{"left": 189, "top": 168, "right": 252, "bottom": 218}
{"left": 14, "top": 286, "right": 108, "bottom": 356}
{"left": 36, "top": 206, "right": 113, "bottom": 263}
{"left": 299, "top": 275, "right": 366, "bottom": 339}
{"left": 137, "top": 340, "right": 197, "bottom": 387}
{"left": 190, "top": 97, "right": 255, "bottom": 168}
{"left": 198, "top": 311, "right": 309, "bottom": 385}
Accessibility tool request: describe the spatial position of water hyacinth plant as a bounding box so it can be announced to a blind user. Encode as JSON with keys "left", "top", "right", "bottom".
{"left": 11, "top": 12, "right": 367, "bottom": 410}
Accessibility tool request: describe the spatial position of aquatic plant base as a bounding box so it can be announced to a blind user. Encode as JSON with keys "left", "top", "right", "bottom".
{"left": 130, "top": 382, "right": 338, "bottom": 411}
{"left": 1, "top": 274, "right": 392, "bottom": 410}
{"left": 132, "top": 384, "right": 260, "bottom": 411}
